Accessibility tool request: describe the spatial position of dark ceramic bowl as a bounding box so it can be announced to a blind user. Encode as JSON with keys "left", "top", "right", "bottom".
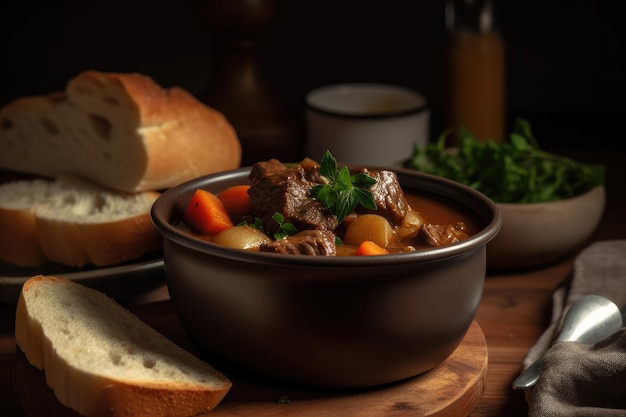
{"left": 151, "top": 166, "right": 501, "bottom": 388}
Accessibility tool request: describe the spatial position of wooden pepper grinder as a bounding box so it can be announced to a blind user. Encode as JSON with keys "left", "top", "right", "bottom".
{"left": 197, "top": 0, "right": 298, "bottom": 166}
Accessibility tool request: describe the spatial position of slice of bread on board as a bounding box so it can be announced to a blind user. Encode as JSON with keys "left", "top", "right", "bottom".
{"left": 0, "top": 175, "right": 161, "bottom": 267}
{"left": 15, "top": 275, "right": 232, "bottom": 417}
{"left": 0, "top": 70, "right": 241, "bottom": 193}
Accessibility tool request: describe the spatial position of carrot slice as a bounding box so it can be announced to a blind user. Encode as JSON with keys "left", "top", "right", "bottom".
{"left": 218, "top": 185, "right": 252, "bottom": 219}
{"left": 355, "top": 240, "right": 389, "bottom": 256}
{"left": 184, "top": 189, "right": 234, "bottom": 235}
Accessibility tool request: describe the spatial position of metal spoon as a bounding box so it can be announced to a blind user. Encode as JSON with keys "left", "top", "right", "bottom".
{"left": 512, "top": 294, "right": 624, "bottom": 390}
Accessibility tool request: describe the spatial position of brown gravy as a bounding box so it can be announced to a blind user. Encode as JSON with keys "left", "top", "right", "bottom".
{"left": 335, "top": 191, "right": 482, "bottom": 256}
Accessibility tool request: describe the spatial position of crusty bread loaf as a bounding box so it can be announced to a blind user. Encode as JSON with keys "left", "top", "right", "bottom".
{"left": 0, "top": 176, "right": 161, "bottom": 267}
{"left": 15, "top": 275, "right": 232, "bottom": 417}
{"left": 0, "top": 70, "right": 241, "bottom": 193}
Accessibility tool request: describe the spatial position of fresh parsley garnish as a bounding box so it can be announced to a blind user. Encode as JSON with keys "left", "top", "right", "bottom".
{"left": 311, "top": 150, "right": 378, "bottom": 223}
{"left": 238, "top": 215, "right": 296, "bottom": 240}
{"left": 238, "top": 217, "right": 264, "bottom": 229}
{"left": 403, "top": 118, "right": 605, "bottom": 203}
{"left": 272, "top": 212, "right": 298, "bottom": 240}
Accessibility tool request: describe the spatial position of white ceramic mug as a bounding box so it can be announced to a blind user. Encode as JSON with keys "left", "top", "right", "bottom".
{"left": 304, "top": 83, "right": 430, "bottom": 167}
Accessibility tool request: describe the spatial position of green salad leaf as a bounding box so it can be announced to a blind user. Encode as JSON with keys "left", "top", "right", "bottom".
{"left": 402, "top": 118, "right": 605, "bottom": 203}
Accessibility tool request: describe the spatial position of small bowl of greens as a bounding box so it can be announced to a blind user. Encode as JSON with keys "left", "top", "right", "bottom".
{"left": 403, "top": 118, "right": 606, "bottom": 270}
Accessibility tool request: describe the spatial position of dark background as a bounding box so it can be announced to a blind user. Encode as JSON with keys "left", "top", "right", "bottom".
{"left": 1, "top": 0, "right": 625, "bottom": 153}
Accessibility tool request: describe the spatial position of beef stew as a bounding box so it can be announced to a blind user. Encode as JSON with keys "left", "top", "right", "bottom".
{"left": 177, "top": 156, "right": 482, "bottom": 256}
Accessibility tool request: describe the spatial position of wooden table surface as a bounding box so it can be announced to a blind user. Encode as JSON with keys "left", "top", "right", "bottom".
{"left": 1, "top": 149, "right": 624, "bottom": 417}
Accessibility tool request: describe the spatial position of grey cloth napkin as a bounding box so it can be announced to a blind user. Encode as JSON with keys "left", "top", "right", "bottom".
{"left": 521, "top": 240, "right": 626, "bottom": 417}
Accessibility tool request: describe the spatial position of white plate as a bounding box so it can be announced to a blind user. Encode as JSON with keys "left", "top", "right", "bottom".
{"left": 0, "top": 255, "right": 165, "bottom": 305}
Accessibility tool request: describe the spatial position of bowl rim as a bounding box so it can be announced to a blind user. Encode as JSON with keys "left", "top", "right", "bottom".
{"left": 304, "top": 83, "right": 429, "bottom": 120}
{"left": 494, "top": 184, "right": 606, "bottom": 208}
{"left": 151, "top": 166, "right": 502, "bottom": 267}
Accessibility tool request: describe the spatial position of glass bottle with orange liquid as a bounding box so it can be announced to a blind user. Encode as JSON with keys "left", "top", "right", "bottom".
{"left": 445, "top": 0, "right": 506, "bottom": 143}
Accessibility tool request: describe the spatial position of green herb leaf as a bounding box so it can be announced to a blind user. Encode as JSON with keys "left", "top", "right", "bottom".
{"left": 312, "top": 151, "right": 378, "bottom": 223}
{"left": 351, "top": 172, "right": 378, "bottom": 189}
{"left": 238, "top": 217, "right": 264, "bottom": 230}
{"left": 319, "top": 151, "right": 338, "bottom": 182}
{"left": 353, "top": 187, "right": 377, "bottom": 210}
{"left": 272, "top": 212, "right": 298, "bottom": 240}
{"left": 402, "top": 118, "right": 605, "bottom": 203}
{"left": 277, "top": 395, "right": 291, "bottom": 404}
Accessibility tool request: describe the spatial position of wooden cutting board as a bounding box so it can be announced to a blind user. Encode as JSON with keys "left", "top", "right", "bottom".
{"left": 15, "top": 301, "right": 488, "bottom": 417}
{"left": 204, "top": 320, "right": 488, "bottom": 417}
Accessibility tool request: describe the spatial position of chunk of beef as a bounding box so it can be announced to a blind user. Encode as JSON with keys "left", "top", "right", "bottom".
{"left": 249, "top": 159, "right": 287, "bottom": 185}
{"left": 260, "top": 230, "right": 337, "bottom": 256}
{"left": 355, "top": 168, "right": 408, "bottom": 225}
{"left": 299, "top": 157, "right": 328, "bottom": 184}
{"left": 247, "top": 163, "right": 338, "bottom": 234}
{"left": 249, "top": 158, "right": 327, "bottom": 186}
{"left": 421, "top": 222, "right": 469, "bottom": 247}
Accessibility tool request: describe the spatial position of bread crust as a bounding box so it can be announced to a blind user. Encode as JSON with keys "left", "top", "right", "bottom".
{"left": 75, "top": 200, "right": 162, "bottom": 267}
{"left": 15, "top": 276, "right": 232, "bottom": 417}
{"left": 0, "top": 71, "right": 242, "bottom": 192}
{"left": 0, "top": 207, "right": 47, "bottom": 266}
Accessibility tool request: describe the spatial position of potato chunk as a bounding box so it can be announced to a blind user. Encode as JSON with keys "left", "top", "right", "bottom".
{"left": 213, "top": 225, "right": 271, "bottom": 250}
{"left": 344, "top": 214, "right": 394, "bottom": 247}
{"left": 396, "top": 208, "right": 424, "bottom": 240}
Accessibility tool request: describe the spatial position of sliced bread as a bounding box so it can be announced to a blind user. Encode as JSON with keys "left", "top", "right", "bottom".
{"left": 15, "top": 275, "right": 232, "bottom": 417}
{"left": 0, "top": 71, "right": 241, "bottom": 193}
{"left": 0, "top": 176, "right": 161, "bottom": 267}
{"left": 0, "top": 178, "right": 51, "bottom": 266}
